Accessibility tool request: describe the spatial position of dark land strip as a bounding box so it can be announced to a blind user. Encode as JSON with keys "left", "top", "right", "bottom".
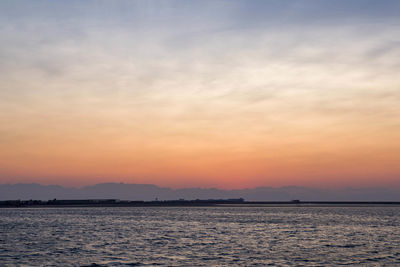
{"left": 1, "top": 199, "right": 400, "bottom": 208}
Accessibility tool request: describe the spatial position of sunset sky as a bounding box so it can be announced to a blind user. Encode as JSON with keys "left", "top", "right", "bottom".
{"left": 1, "top": 0, "right": 399, "bottom": 189}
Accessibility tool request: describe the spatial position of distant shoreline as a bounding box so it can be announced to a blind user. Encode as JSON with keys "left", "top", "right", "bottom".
{"left": 2, "top": 199, "right": 400, "bottom": 208}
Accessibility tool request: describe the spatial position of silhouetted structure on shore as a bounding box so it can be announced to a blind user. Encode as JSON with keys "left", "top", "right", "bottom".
{"left": 2, "top": 198, "right": 400, "bottom": 208}
{"left": 0, "top": 198, "right": 245, "bottom": 207}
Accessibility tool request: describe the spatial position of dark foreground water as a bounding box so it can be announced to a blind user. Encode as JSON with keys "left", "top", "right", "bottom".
{"left": 1, "top": 206, "right": 400, "bottom": 266}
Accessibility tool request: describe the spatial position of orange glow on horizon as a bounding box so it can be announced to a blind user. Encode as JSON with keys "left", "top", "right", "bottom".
{"left": 1, "top": 2, "right": 399, "bottom": 189}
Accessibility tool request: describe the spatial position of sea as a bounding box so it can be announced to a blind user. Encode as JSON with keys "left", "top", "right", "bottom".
{"left": 1, "top": 206, "right": 399, "bottom": 266}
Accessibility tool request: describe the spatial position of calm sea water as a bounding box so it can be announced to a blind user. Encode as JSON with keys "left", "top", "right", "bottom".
{"left": 1, "top": 206, "right": 400, "bottom": 266}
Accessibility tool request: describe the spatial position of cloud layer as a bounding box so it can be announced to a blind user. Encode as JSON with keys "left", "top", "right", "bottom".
{"left": 1, "top": 1, "right": 399, "bottom": 188}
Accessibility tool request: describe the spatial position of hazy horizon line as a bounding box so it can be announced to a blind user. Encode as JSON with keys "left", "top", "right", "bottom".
{"left": 2, "top": 181, "right": 400, "bottom": 191}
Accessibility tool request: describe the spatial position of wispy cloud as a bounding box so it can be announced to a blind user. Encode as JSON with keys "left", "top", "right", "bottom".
{"left": 0, "top": 1, "right": 399, "bottom": 187}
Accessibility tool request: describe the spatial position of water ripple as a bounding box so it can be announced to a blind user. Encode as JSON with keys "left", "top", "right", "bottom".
{"left": 1, "top": 206, "right": 399, "bottom": 266}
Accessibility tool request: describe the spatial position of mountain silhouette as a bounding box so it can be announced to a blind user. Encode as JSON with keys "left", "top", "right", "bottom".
{"left": 1, "top": 183, "right": 400, "bottom": 201}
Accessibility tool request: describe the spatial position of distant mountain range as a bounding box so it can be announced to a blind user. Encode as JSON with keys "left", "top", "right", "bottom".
{"left": 1, "top": 183, "right": 400, "bottom": 201}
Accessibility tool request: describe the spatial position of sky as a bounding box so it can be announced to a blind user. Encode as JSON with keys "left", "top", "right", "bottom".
{"left": 0, "top": 0, "right": 399, "bottom": 189}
